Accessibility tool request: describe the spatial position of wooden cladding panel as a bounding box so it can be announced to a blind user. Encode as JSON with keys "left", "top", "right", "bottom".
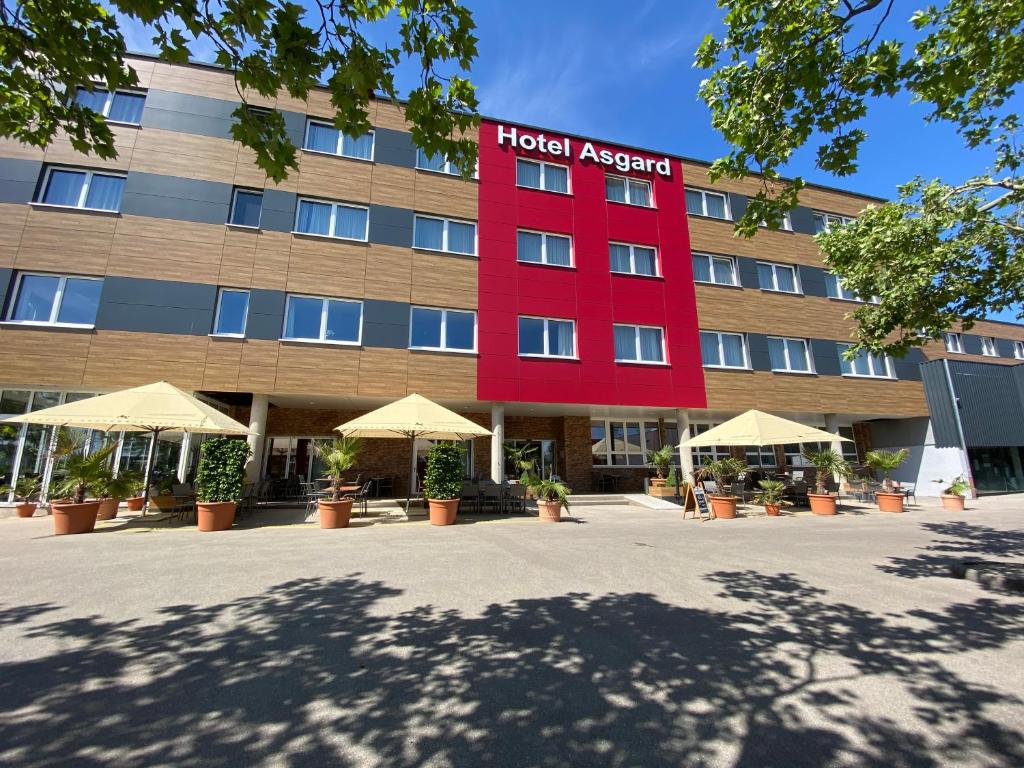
{"left": 414, "top": 174, "right": 478, "bottom": 220}
{"left": 369, "top": 164, "right": 416, "bottom": 209}
{"left": 43, "top": 125, "right": 139, "bottom": 171}
{"left": 694, "top": 286, "right": 860, "bottom": 341}
{"left": 0, "top": 137, "right": 45, "bottom": 161}
{"left": 356, "top": 348, "right": 411, "bottom": 398}
{"left": 688, "top": 217, "right": 828, "bottom": 269}
{"left": 363, "top": 245, "right": 413, "bottom": 303}
{"left": 274, "top": 343, "right": 361, "bottom": 394}
{"left": 410, "top": 252, "right": 477, "bottom": 309}
{"left": 407, "top": 352, "right": 476, "bottom": 399}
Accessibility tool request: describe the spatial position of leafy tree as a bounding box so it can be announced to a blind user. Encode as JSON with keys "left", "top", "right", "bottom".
{"left": 696, "top": 0, "right": 1024, "bottom": 356}
{"left": 0, "top": 0, "right": 479, "bottom": 181}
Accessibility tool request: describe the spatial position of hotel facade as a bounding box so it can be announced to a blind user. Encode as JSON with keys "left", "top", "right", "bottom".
{"left": 2, "top": 54, "right": 1024, "bottom": 502}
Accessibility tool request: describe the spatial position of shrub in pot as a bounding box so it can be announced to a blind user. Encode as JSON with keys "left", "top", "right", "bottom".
{"left": 3, "top": 476, "right": 41, "bottom": 518}
{"left": 802, "top": 449, "right": 851, "bottom": 516}
{"left": 752, "top": 479, "right": 791, "bottom": 517}
{"left": 696, "top": 457, "right": 747, "bottom": 519}
{"left": 313, "top": 437, "right": 362, "bottom": 529}
{"left": 865, "top": 449, "right": 910, "bottom": 513}
{"left": 647, "top": 445, "right": 675, "bottom": 488}
{"left": 194, "top": 437, "right": 251, "bottom": 532}
{"left": 937, "top": 475, "right": 969, "bottom": 511}
{"left": 49, "top": 432, "right": 115, "bottom": 535}
{"left": 424, "top": 442, "right": 465, "bottom": 526}
{"left": 95, "top": 470, "right": 143, "bottom": 520}
{"left": 530, "top": 477, "right": 571, "bottom": 522}
{"left": 148, "top": 476, "right": 178, "bottom": 511}
{"left": 504, "top": 442, "right": 537, "bottom": 485}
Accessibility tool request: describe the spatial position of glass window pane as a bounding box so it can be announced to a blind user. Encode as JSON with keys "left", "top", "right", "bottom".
{"left": 296, "top": 200, "right": 332, "bottom": 235}
{"left": 757, "top": 263, "right": 775, "bottom": 290}
{"left": 776, "top": 266, "right": 796, "bottom": 292}
{"left": 285, "top": 297, "right": 323, "bottom": 339}
{"left": 516, "top": 159, "right": 541, "bottom": 188}
{"left": 610, "top": 422, "right": 625, "bottom": 453}
{"left": 614, "top": 325, "right": 636, "bottom": 360}
{"left": 853, "top": 351, "right": 871, "bottom": 376}
{"left": 825, "top": 272, "right": 839, "bottom": 298}
{"left": 325, "top": 300, "right": 361, "bottom": 342}
{"left": 518, "top": 317, "right": 545, "bottom": 355}
{"left": 31, "top": 391, "right": 60, "bottom": 410}
{"left": 705, "top": 193, "right": 726, "bottom": 218}
{"left": 56, "top": 278, "right": 101, "bottom": 325}
{"left": 545, "top": 235, "right": 571, "bottom": 266}
{"left": 447, "top": 221, "right": 476, "bottom": 254}
{"left": 333, "top": 205, "right": 368, "bottom": 240}
{"left": 722, "top": 334, "right": 745, "bottom": 367}
{"left": 84, "top": 174, "right": 124, "bottom": 211}
{"left": 634, "top": 247, "right": 657, "bottom": 276}
{"left": 544, "top": 164, "right": 568, "bottom": 192}
{"left": 231, "top": 191, "right": 263, "bottom": 227}
{"left": 417, "top": 148, "right": 447, "bottom": 172}
{"left": 628, "top": 180, "right": 651, "bottom": 207}
{"left": 410, "top": 307, "right": 443, "bottom": 348}
{"left": 639, "top": 327, "right": 663, "bottom": 361}
{"left": 644, "top": 422, "right": 661, "bottom": 453}
{"left": 692, "top": 254, "right": 711, "bottom": 282}
{"left": 108, "top": 92, "right": 145, "bottom": 123}
{"left": 0, "top": 390, "right": 30, "bottom": 414}
{"left": 343, "top": 132, "right": 374, "bottom": 159}
{"left": 712, "top": 257, "right": 735, "bottom": 284}
{"left": 306, "top": 122, "right": 339, "bottom": 153}
{"left": 700, "top": 332, "right": 720, "bottom": 366}
{"left": 813, "top": 214, "right": 827, "bottom": 234}
{"left": 445, "top": 311, "right": 475, "bottom": 350}
{"left": 787, "top": 339, "right": 809, "bottom": 371}
{"left": 75, "top": 87, "right": 108, "bottom": 113}
{"left": 605, "top": 176, "right": 627, "bottom": 202}
{"left": 548, "top": 320, "right": 574, "bottom": 356}
{"left": 768, "top": 338, "right": 787, "bottom": 370}
{"left": 42, "top": 170, "right": 85, "bottom": 206}
{"left": 685, "top": 189, "right": 704, "bottom": 215}
{"left": 623, "top": 422, "right": 642, "bottom": 453}
{"left": 414, "top": 217, "right": 444, "bottom": 250}
{"left": 591, "top": 422, "right": 607, "bottom": 465}
{"left": 12, "top": 275, "right": 60, "bottom": 322}
{"left": 610, "top": 244, "right": 632, "bottom": 273}
{"left": 215, "top": 290, "right": 249, "bottom": 335}
{"left": 517, "top": 231, "right": 542, "bottom": 263}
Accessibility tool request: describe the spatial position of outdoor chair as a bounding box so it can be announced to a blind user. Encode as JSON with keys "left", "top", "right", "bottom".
{"left": 481, "top": 484, "right": 504, "bottom": 514}
{"left": 302, "top": 482, "right": 326, "bottom": 519}
{"left": 507, "top": 483, "right": 527, "bottom": 514}
{"left": 598, "top": 474, "right": 616, "bottom": 492}
{"left": 900, "top": 482, "right": 917, "bottom": 504}
{"left": 460, "top": 482, "right": 480, "bottom": 513}
{"left": 344, "top": 481, "right": 373, "bottom": 517}
{"left": 238, "top": 482, "right": 259, "bottom": 519}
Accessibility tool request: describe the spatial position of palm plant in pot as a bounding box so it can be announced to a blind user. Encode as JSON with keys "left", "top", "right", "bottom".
{"left": 647, "top": 445, "right": 675, "bottom": 488}
{"left": 313, "top": 436, "right": 363, "bottom": 529}
{"left": 752, "top": 479, "right": 791, "bottom": 517}
{"left": 937, "top": 475, "right": 969, "bottom": 511}
{"left": 503, "top": 442, "right": 537, "bottom": 484}
{"left": 49, "top": 432, "right": 116, "bottom": 535}
{"left": 424, "top": 441, "right": 465, "bottom": 526}
{"left": 95, "top": 469, "right": 143, "bottom": 520}
{"left": 2, "top": 476, "right": 41, "bottom": 518}
{"left": 193, "top": 437, "right": 251, "bottom": 532}
{"left": 529, "top": 477, "right": 571, "bottom": 522}
{"left": 865, "top": 449, "right": 910, "bottom": 513}
{"left": 696, "top": 456, "right": 747, "bottom": 519}
{"left": 802, "top": 449, "right": 851, "bottom": 516}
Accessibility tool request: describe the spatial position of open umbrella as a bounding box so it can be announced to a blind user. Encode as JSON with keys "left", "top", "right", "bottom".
{"left": 680, "top": 410, "right": 852, "bottom": 447}
{"left": 2, "top": 381, "right": 253, "bottom": 513}
{"left": 334, "top": 393, "right": 491, "bottom": 514}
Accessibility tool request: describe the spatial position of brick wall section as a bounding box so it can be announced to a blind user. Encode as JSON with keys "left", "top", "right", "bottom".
{"left": 562, "top": 416, "right": 594, "bottom": 492}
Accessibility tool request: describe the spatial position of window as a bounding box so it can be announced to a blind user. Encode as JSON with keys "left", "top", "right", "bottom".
{"left": 213, "top": 289, "right": 249, "bottom": 337}
{"left": 7, "top": 273, "right": 102, "bottom": 327}
{"left": 303, "top": 119, "right": 374, "bottom": 160}
{"left": 690, "top": 423, "right": 730, "bottom": 465}
{"left": 74, "top": 87, "right": 145, "bottom": 125}
{"left": 837, "top": 343, "right": 892, "bottom": 378}
{"left": 591, "top": 420, "right": 667, "bottom": 466}
{"left": 409, "top": 307, "right": 476, "bottom": 352}
{"left": 838, "top": 426, "right": 859, "bottom": 464}
{"left": 415, "top": 148, "right": 475, "bottom": 177}
{"left": 613, "top": 324, "right": 665, "bottom": 363}
{"left": 700, "top": 331, "right": 748, "bottom": 369}
{"left": 609, "top": 243, "right": 658, "bottom": 277}
{"left": 784, "top": 441, "right": 828, "bottom": 467}
{"left": 813, "top": 212, "right": 854, "bottom": 234}
{"left": 517, "top": 230, "right": 572, "bottom": 267}
{"left": 1015, "top": 341, "right": 1024, "bottom": 360}
{"left": 943, "top": 332, "right": 964, "bottom": 354}
{"left": 745, "top": 445, "right": 778, "bottom": 468}
{"left": 757, "top": 261, "right": 800, "bottom": 293}
{"left": 294, "top": 198, "right": 368, "bottom": 241}
{"left": 761, "top": 212, "right": 793, "bottom": 231}
{"left": 414, "top": 215, "right": 477, "bottom": 255}
{"left": 38, "top": 167, "right": 125, "bottom": 212}
{"left": 516, "top": 158, "right": 569, "bottom": 193}
{"left": 282, "top": 295, "right": 362, "bottom": 344}
{"left": 606, "top": 175, "right": 652, "bottom": 207}
{"left": 824, "top": 271, "right": 861, "bottom": 301}
{"left": 692, "top": 253, "right": 738, "bottom": 286}
{"left": 768, "top": 336, "right": 813, "bottom": 373}
{"left": 981, "top": 336, "right": 997, "bottom": 357}
{"left": 518, "top": 316, "right": 575, "bottom": 358}
{"left": 229, "top": 189, "right": 262, "bottom": 228}
{"left": 685, "top": 188, "right": 729, "bottom": 219}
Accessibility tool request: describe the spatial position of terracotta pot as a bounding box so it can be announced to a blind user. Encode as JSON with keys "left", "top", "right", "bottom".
{"left": 876, "top": 491, "right": 905, "bottom": 513}
{"left": 51, "top": 501, "right": 101, "bottom": 535}
{"left": 428, "top": 498, "right": 459, "bottom": 526}
{"left": 125, "top": 496, "right": 145, "bottom": 512}
{"left": 96, "top": 498, "right": 120, "bottom": 520}
{"left": 150, "top": 495, "right": 177, "bottom": 511}
{"left": 808, "top": 492, "right": 838, "bottom": 516}
{"left": 196, "top": 501, "right": 236, "bottom": 532}
{"left": 710, "top": 495, "right": 738, "bottom": 519}
{"left": 941, "top": 494, "right": 966, "bottom": 511}
{"left": 15, "top": 502, "right": 37, "bottom": 518}
{"left": 537, "top": 499, "right": 562, "bottom": 522}
{"left": 318, "top": 498, "right": 353, "bottom": 529}
{"left": 764, "top": 504, "right": 781, "bottom": 517}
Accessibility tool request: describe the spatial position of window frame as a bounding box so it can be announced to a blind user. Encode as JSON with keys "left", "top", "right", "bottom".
{"left": 228, "top": 188, "right": 263, "bottom": 229}
{"left": 609, "top": 241, "right": 659, "bottom": 278}
{"left": 813, "top": 211, "right": 855, "bottom": 234}
{"left": 691, "top": 252, "right": 739, "bottom": 286}
{"left": 5, "top": 272, "right": 103, "bottom": 328}
{"left": 757, "top": 261, "right": 802, "bottom": 294}
{"left": 591, "top": 418, "right": 669, "bottom": 467}
{"left": 980, "top": 336, "right": 998, "bottom": 357}
{"left": 75, "top": 86, "right": 147, "bottom": 126}
{"left": 943, "top": 332, "right": 964, "bottom": 354}
{"left": 1015, "top": 341, "right": 1024, "bottom": 360}
{"left": 517, "top": 315, "right": 577, "bottom": 359}
{"left": 700, "top": 330, "right": 750, "bottom": 370}
{"left": 837, "top": 343, "right": 893, "bottom": 379}
{"left": 35, "top": 166, "right": 126, "bottom": 212}
{"left": 302, "top": 118, "right": 375, "bottom": 161}
{"left": 415, "top": 148, "right": 477, "bottom": 178}
{"left": 685, "top": 187, "right": 731, "bottom": 220}
{"left": 605, "top": 174, "right": 654, "bottom": 207}
{"left": 280, "top": 294, "right": 364, "bottom": 346}
{"left": 515, "top": 157, "right": 571, "bottom": 194}
{"left": 612, "top": 323, "right": 667, "bottom": 364}
{"left": 292, "top": 197, "right": 370, "bottom": 242}
{"left": 767, "top": 335, "right": 815, "bottom": 374}
{"left": 408, "top": 306, "right": 478, "bottom": 353}
{"left": 212, "top": 288, "right": 251, "bottom": 338}
{"left": 516, "top": 228, "right": 574, "bottom": 268}
{"left": 413, "top": 213, "right": 478, "bottom": 256}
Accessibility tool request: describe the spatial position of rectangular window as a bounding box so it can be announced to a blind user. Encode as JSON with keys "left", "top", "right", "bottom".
{"left": 745, "top": 445, "right": 778, "bottom": 468}
{"left": 837, "top": 343, "right": 892, "bottom": 378}
{"left": 692, "top": 253, "right": 738, "bottom": 286}
{"left": 516, "top": 158, "right": 569, "bottom": 193}
{"left": 813, "top": 211, "right": 854, "bottom": 234}
{"left": 767, "top": 336, "right": 813, "bottom": 373}
{"left": 7, "top": 273, "right": 102, "bottom": 327}
{"left": 613, "top": 324, "right": 665, "bottom": 363}
{"left": 685, "top": 188, "right": 729, "bottom": 219}
{"left": 414, "top": 215, "right": 477, "bottom": 255}
{"left": 409, "top": 307, "right": 476, "bottom": 352}
{"left": 213, "top": 289, "right": 250, "bottom": 337}
{"left": 415, "top": 148, "right": 476, "bottom": 178}
{"left": 943, "top": 332, "right": 963, "bottom": 354}
{"left": 229, "top": 189, "right": 263, "bottom": 228}
{"left": 518, "top": 316, "right": 576, "bottom": 358}
{"left": 824, "top": 271, "right": 861, "bottom": 301}
{"left": 609, "top": 242, "right": 658, "bottom": 277}
{"left": 757, "top": 261, "right": 800, "bottom": 293}
{"left": 75, "top": 87, "right": 146, "bottom": 125}
{"left": 294, "top": 198, "right": 369, "bottom": 241}
{"left": 303, "top": 119, "right": 374, "bottom": 160}
{"left": 283, "top": 295, "right": 362, "bottom": 344}
{"left": 691, "top": 423, "right": 730, "bottom": 465}
{"left": 591, "top": 419, "right": 665, "bottom": 466}
{"left": 1016, "top": 341, "right": 1024, "bottom": 360}
{"left": 981, "top": 336, "right": 997, "bottom": 357}
{"left": 700, "top": 331, "right": 748, "bottom": 369}
{"left": 517, "top": 230, "right": 572, "bottom": 267}
{"left": 838, "top": 426, "right": 859, "bottom": 464}
{"left": 38, "top": 167, "right": 125, "bottom": 212}
{"left": 606, "top": 175, "right": 653, "bottom": 207}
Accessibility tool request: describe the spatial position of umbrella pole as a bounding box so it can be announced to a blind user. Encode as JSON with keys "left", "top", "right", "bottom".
{"left": 141, "top": 428, "right": 160, "bottom": 517}
{"left": 406, "top": 435, "right": 416, "bottom": 516}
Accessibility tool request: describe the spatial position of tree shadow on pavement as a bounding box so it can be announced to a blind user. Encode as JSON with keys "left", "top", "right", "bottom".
{"left": 878, "top": 521, "right": 1024, "bottom": 583}
{"left": 0, "top": 570, "right": 1021, "bottom": 767}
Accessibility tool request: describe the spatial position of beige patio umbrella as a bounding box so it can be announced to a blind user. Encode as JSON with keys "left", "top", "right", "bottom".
{"left": 681, "top": 409, "right": 851, "bottom": 447}
{"left": 334, "top": 393, "right": 491, "bottom": 513}
{"left": 2, "top": 381, "right": 253, "bottom": 513}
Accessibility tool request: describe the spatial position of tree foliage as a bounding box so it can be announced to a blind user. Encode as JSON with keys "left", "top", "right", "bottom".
{"left": 0, "top": 0, "right": 480, "bottom": 181}
{"left": 696, "top": 0, "right": 1024, "bottom": 355}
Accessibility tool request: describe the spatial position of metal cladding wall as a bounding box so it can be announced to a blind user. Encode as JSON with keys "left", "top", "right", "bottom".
{"left": 948, "top": 359, "right": 1024, "bottom": 447}
{"left": 475, "top": 120, "right": 707, "bottom": 408}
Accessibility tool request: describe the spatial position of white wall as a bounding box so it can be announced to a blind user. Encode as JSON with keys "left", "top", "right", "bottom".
{"left": 868, "top": 417, "right": 972, "bottom": 498}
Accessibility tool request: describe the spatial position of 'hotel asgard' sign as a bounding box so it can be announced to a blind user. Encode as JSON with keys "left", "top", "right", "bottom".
{"left": 497, "top": 125, "right": 671, "bottom": 177}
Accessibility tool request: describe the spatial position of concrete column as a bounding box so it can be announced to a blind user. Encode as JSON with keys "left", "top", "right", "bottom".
{"left": 176, "top": 432, "right": 192, "bottom": 482}
{"left": 490, "top": 403, "right": 505, "bottom": 483}
{"left": 675, "top": 408, "right": 694, "bottom": 484}
{"left": 824, "top": 413, "right": 846, "bottom": 485}
{"left": 245, "top": 394, "right": 269, "bottom": 483}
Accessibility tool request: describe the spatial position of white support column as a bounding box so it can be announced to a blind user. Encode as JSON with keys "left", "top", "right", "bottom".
{"left": 675, "top": 408, "right": 693, "bottom": 484}
{"left": 824, "top": 413, "right": 846, "bottom": 484}
{"left": 490, "top": 403, "right": 505, "bottom": 483}
{"left": 245, "top": 394, "right": 269, "bottom": 483}
{"left": 176, "top": 432, "right": 192, "bottom": 482}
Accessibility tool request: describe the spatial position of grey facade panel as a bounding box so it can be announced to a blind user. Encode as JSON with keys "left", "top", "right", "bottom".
{"left": 789, "top": 206, "right": 817, "bottom": 236}
{"left": 810, "top": 338, "right": 842, "bottom": 377}
{"left": 121, "top": 172, "right": 232, "bottom": 225}
{"left": 260, "top": 189, "right": 297, "bottom": 233}
{"left": 961, "top": 333, "right": 983, "bottom": 356}
{"left": 369, "top": 204, "right": 414, "bottom": 248}
{"left": 891, "top": 348, "right": 924, "bottom": 382}
{"left": 95, "top": 277, "right": 217, "bottom": 335}
{"left": 948, "top": 359, "right": 1024, "bottom": 447}
{"left": 141, "top": 108, "right": 235, "bottom": 140}
{"left": 245, "top": 289, "right": 287, "bottom": 340}
{"left": 0, "top": 267, "right": 13, "bottom": 312}
{"left": 799, "top": 265, "right": 828, "bottom": 298}
{"left": 736, "top": 257, "right": 760, "bottom": 290}
{"left": 375, "top": 127, "right": 417, "bottom": 168}
{"left": 282, "top": 110, "right": 307, "bottom": 147}
{"left": 0, "top": 158, "right": 42, "bottom": 204}
{"left": 145, "top": 89, "right": 239, "bottom": 120}
{"left": 996, "top": 337, "right": 1017, "bottom": 359}
{"left": 727, "top": 192, "right": 747, "bottom": 221}
{"left": 362, "top": 299, "right": 410, "bottom": 349}
{"left": 746, "top": 332, "right": 771, "bottom": 372}
{"left": 920, "top": 360, "right": 962, "bottom": 448}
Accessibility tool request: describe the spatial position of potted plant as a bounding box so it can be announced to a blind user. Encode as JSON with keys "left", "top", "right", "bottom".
{"left": 529, "top": 477, "right": 571, "bottom": 522}
{"left": 802, "top": 449, "right": 851, "bottom": 516}
{"left": 696, "top": 457, "right": 747, "bottom": 519}
{"left": 752, "top": 479, "right": 791, "bottom": 516}
{"left": 865, "top": 449, "right": 910, "bottom": 513}
{"left": 313, "top": 437, "right": 362, "bottom": 529}
{"left": 3, "top": 476, "right": 41, "bottom": 518}
{"left": 504, "top": 442, "right": 537, "bottom": 485}
{"left": 95, "top": 470, "right": 143, "bottom": 521}
{"left": 938, "top": 475, "right": 969, "bottom": 511}
{"left": 647, "top": 445, "right": 675, "bottom": 488}
{"left": 48, "top": 432, "right": 116, "bottom": 535}
{"left": 194, "top": 437, "right": 251, "bottom": 532}
{"left": 149, "top": 476, "right": 178, "bottom": 512}
{"left": 424, "top": 442, "right": 465, "bottom": 526}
